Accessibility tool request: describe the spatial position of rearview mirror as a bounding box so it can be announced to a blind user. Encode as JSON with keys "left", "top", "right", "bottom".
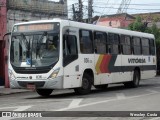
{"left": 3, "top": 32, "right": 11, "bottom": 48}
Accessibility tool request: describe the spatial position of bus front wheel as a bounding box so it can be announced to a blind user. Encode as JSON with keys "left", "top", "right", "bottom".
{"left": 36, "top": 89, "right": 53, "bottom": 97}
{"left": 74, "top": 74, "right": 92, "bottom": 95}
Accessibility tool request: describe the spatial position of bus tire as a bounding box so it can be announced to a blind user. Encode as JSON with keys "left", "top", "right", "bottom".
{"left": 36, "top": 89, "right": 53, "bottom": 97}
{"left": 74, "top": 74, "right": 92, "bottom": 95}
{"left": 94, "top": 84, "right": 108, "bottom": 90}
{"left": 124, "top": 70, "right": 140, "bottom": 88}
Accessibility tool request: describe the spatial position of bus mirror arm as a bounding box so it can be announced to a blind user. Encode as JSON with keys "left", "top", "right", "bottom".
{"left": 3, "top": 32, "right": 11, "bottom": 48}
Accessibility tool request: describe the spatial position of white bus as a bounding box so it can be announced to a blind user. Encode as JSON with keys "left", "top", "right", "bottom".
{"left": 8, "top": 19, "right": 156, "bottom": 96}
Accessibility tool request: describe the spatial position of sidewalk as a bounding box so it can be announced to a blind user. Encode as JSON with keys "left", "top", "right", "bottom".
{"left": 0, "top": 86, "right": 31, "bottom": 96}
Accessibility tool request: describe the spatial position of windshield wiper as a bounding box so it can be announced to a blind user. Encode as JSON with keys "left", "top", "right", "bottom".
{"left": 20, "top": 33, "right": 29, "bottom": 50}
{"left": 36, "top": 32, "right": 48, "bottom": 56}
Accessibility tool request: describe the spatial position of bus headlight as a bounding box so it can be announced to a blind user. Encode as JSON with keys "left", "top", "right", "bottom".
{"left": 48, "top": 68, "right": 60, "bottom": 79}
{"left": 9, "top": 69, "right": 16, "bottom": 80}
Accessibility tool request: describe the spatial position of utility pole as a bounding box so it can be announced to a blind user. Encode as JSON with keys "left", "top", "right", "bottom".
{"left": 72, "top": 0, "right": 83, "bottom": 22}
{"left": 78, "top": 0, "right": 83, "bottom": 22}
{"left": 88, "top": 0, "right": 93, "bottom": 23}
{"left": 117, "top": 0, "right": 131, "bottom": 14}
{"left": 72, "top": 4, "right": 76, "bottom": 21}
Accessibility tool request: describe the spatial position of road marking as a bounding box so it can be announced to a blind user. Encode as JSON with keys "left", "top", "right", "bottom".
{"left": 0, "top": 99, "right": 72, "bottom": 107}
{"left": 13, "top": 105, "right": 32, "bottom": 111}
{"left": 0, "top": 106, "right": 32, "bottom": 120}
{"left": 54, "top": 91, "right": 160, "bottom": 111}
{"left": 146, "top": 89, "right": 159, "bottom": 94}
{"left": 0, "top": 105, "right": 32, "bottom": 111}
{"left": 68, "top": 99, "right": 83, "bottom": 108}
{"left": 116, "top": 93, "right": 126, "bottom": 100}
{"left": 153, "top": 86, "right": 160, "bottom": 89}
{"left": 149, "top": 117, "right": 160, "bottom": 120}
{"left": 56, "top": 99, "right": 83, "bottom": 111}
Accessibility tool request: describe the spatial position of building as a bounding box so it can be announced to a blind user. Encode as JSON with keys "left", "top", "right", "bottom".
{"left": 133, "top": 12, "right": 160, "bottom": 28}
{"left": 0, "top": 0, "right": 68, "bottom": 87}
{"left": 96, "top": 13, "right": 135, "bottom": 28}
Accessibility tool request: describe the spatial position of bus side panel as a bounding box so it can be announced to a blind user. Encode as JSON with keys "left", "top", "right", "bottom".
{"left": 94, "top": 54, "right": 112, "bottom": 85}
{"left": 63, "top": 54, "right": 94, "bottom": 88}
{"left": 120, "top": 55, "right": 134, "bottom": 82}
{"left": 111, "top": 55, "right": 123, "bottom": 83}
{"left": 141, "top": 55, "right": 156, "bottom": 79}
{"left": 63, "top": 59, "right": 82, "bottom": 88}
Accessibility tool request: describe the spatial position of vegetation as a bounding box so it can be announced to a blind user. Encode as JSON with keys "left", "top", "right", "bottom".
{"left": 128, "top": 16, "right": 160, "bottom": 48}
{"left": 128, "top": 16, "right": 160, "bottom": 74}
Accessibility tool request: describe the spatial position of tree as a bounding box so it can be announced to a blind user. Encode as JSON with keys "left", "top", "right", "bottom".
{"left": 128, "top": 16, "right": 160, "bottom": 48}
{"left": 128, "top": 16, "right": 160, "bottom": 74}
{"left": 128, "top": 16, "right": 145, "bottom": 32}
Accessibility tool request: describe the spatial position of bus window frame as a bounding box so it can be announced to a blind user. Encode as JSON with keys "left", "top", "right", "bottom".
{"left": 79, "top": 29, "right": 94, "bottom": 54}
{"left": 120, "top": 34, "right": 132, "bottom": 55}
{"left": 108, "top": 33, "right": 121, "bottom": 55}
{"left": 93, "top": 31, "right": 108, "bottom": 54}
{"left": 132, "top": 36, "right": 142, "bottom": 55}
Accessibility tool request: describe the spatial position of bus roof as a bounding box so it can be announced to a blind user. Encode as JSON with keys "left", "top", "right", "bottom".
{"left": 14, "top": 18, "right": 154, "bottom": 39}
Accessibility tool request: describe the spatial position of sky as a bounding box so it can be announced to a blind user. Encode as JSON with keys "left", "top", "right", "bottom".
{"left": 53, "top": 0, "right": 160, "bottom": 19}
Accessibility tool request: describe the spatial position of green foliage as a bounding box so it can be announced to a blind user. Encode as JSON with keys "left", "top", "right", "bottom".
{"left": 128, "top": 16, "right": 145, "bottom": 32}
{"left": 128, "top": 16, "right": 160, "bottom": 48}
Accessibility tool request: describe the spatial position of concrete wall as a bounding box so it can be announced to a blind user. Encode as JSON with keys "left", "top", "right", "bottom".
{"left": 7, "top": 0, "right": 67, "bottom": 15}
{"left": 7, "top": 0, "right": 68, "bottom": 32}
{"left": 7, "top": 9, "right": 67, "bottom": 32}
{"left": 0, "top": 0, "right": 7, "bottom": 40}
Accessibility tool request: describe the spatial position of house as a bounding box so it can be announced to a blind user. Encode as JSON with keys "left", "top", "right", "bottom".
{"left": 96, "top": 13, "right": 135, "bottom": 28}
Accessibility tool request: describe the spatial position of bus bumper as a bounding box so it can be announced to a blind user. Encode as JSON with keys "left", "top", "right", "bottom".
{"left": 9, "top": 76, "right": 64, "bottom": 89}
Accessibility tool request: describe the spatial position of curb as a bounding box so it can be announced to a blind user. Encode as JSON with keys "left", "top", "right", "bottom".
{"left": 0, "top": 86, "right": 4, "bottom": 89}
{"left": 0, "top": 89, "right": 32, "bottom": 96}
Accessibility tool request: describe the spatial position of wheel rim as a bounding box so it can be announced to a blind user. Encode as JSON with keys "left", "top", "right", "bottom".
{"left": 135, "top": 73, "right": 139, "bottom": 85}
{"left": 82, "top": 78, "right": 89, "bottom": 89}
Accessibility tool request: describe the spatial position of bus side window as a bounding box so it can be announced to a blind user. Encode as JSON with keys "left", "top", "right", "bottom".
{"left": 63, "top": 35, "right": 78, "bottom": 57}
{"left": 94, "top": 31, "right": 107, "bottom": 54}
{"left": 150, "top": 39, "right": 155, "bottom": 55}
{"left": 108, "top": 33, "right": 120, "bottom": 54}
{"left": 141, "top": 38, "right": 149, "bottom": 55}
{"left": 121, "top": 35, "right": 131, "bottom": 55}
{"left": 132, "top": 37, "right": 141, "bottom": 55}
{"left": 63, "top": 34, "right": 78, "bottom": 67}
{"left": 79, "top": 29, "right": 93, "bottom": 54}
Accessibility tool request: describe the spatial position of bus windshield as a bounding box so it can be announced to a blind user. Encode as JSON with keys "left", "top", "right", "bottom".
{"left": 10, "top": 28, "right": 60, "bottom": 68}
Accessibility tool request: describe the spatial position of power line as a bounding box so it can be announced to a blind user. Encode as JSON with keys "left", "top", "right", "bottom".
{"left": 92, "top": 6, "right": 160, "bottom": 11}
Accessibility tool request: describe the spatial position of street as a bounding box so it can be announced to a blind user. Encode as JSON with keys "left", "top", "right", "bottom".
{"left": 0, "top": 76, "right": 160, "bottom": 120}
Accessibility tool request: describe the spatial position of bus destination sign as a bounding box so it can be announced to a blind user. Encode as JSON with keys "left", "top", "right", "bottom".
{"left": 14, "top": 23, "right": 54, "bottom": 32}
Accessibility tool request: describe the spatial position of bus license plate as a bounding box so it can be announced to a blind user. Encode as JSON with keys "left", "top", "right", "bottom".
{"left": 27, "top": 84, "right": 35, "bottom": 90}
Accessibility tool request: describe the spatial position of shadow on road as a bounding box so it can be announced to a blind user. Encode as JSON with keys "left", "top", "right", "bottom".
{"left": 25, "top": 84, "right": 152, "bottom": 99}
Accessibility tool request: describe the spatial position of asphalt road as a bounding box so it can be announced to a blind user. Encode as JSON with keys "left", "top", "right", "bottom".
{"left": 0, "top": 76, "right": 160, "bottom": 120}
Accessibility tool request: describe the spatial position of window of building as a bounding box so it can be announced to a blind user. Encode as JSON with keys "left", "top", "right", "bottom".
{"left": 121, "top": 35, "right": 131, "bottom": 55}
{"left": 80, "top": 30, "right": 93, "bottom": 54}
{"left": 141, "top": 38, "right": 149, "bottom": 55}
{"left": 94, "top": 31, "right": 107, "bottom": 54}
{"left": 108, "top": 33, "right": 120, "bottom": 54}
{"left": 132, "top": 37, "right": 141, "bottom": 55}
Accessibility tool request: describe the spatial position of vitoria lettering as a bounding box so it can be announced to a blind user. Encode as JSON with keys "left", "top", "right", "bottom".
{"left": 128, "top": 58, "right": 146, "bottom": 63}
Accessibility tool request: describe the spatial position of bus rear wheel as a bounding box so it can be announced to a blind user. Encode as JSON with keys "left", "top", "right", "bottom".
{"left": 74, "top": 74, "right": 92, "bottom": 95}
{"left": 36, "top": 89, "right": 53, "bottom": 97}
{"left": 124, "top": 70, "right": 140, "bottom": 88}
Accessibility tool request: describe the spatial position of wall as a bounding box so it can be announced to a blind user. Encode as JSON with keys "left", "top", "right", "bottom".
{"left": 7, "top": 0, "right": 68, "bottom": 32}
{"left": 0, "top": 0, "right": 7, "bottom": 87}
